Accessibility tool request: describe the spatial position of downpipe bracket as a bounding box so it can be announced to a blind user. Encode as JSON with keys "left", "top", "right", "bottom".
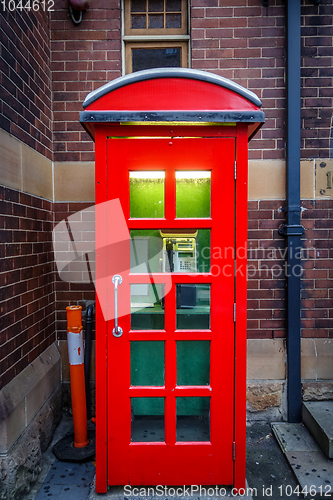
{"left": 278, "top": 224, "right": 305, "bottom": 236}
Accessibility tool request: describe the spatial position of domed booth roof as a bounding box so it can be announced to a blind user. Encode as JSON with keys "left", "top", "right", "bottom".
{"left": 80, "top": 68, "right": 264, "bottom": 140}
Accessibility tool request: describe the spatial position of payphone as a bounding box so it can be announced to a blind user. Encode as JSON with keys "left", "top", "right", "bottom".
{"left": 160, "top": 230, "right": 198, "bottom": 273}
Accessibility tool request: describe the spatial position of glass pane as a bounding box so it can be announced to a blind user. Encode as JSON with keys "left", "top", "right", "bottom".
{"left": 131, "top": 397, "right": 165, "bottom": 442}
{"left": 131, "top": 341, "right": 164, "bottom": 386}
{"left": 131, "top": 284, "right": 165, "bottom": 330}
{"left": 166, "top": 13, "right": 181, "bottom": 28}
{"left": 130, "top": 230, "right": 163, "bottom": 273}
{"left": 176, "top": 397, "right": 210, "bottom": 442}
{"left": 176, "top": 171, "right": 211, "bottom": 218}
{"left": 177, "top": 341, "right": 210, "bottom": 385}
{"left": 149, "top": 14, "right": 163, "bottom": 28}
{"left": 176, "top": 284, "right": 211, "bottom": 329}
{"left": 166, "top": 0, "right": 181, "bottom": 11}
{"left": 131, "top": 14, "right": 146, "bottom": 29}
{"left": 131, "top": 0, "right": 146, "bottom": 12}
{"left": 148, "top": 0, "right": 163, "bottom": 11}
{"left": 129, "top": 171, "right": 164, "bottom": 218}
{"left": 130, "top": 229, "right": 210, "bottom": 273}
{"left": 132, "top": 48, "right": 181, "bottom": 73}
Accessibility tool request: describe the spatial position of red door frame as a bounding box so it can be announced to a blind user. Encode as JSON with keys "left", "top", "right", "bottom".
{"left": 94, "top": 124, "right": 248, "bottom": 492}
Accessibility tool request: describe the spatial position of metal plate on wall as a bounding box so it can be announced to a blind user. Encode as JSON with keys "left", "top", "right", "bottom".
{"left": 315, "top": 159, "right": 333, "bottom": 198}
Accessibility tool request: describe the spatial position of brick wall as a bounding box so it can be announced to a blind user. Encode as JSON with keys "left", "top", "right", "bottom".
{"left": 53, "top": 202, "right": 95, "bottom": 340}
{"left": 301, "top": 1, "right": 333, "bottom": 159}
{"left": 0, "top": 187, "right": 56, "bottom": 390}
{"left": 51, "top": 0, "right": 121, "bottom": 162}
{"left": 247, "top": 199, "right": 333, "bottom": 340}
{"left": 191, "top": 0, "right": 285, "bottom": 161}
{"left": 247, "top": 200, "right": 286, "bottom": 339}
{"left": 301, "top": 199, "right": 333, "bottom": 338}
{"left": 0, "top": 8, "right": 52, "bottom": 159}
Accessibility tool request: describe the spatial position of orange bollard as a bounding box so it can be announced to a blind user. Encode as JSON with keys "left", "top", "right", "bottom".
{"left": 66, "top": 305, "right": 82, "bottom": 330}
{"left": 66, "top": 306, "right": 89, "bottom": 449}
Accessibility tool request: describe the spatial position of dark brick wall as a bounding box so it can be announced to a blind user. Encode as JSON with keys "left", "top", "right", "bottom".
{"left": 301, "top": 199, "right": 333, "bottom": 337}
{"left": 0, "top": 187, "right": 56, "bottom": 390}
{"left": 0, "top": 1, "right": 332, "bottom": 161}
{"left": 247, "top": 200, "right": 286, "bottom": 339}
{"left": 191, "top": 0, "right": 285, "bottom": 161}
{"left": 0, "top": 8, "right": 52, "bottom": 159}
{"left": 51, "top": 0, "right": 121, "bottom": 162}
{"left": 53, "top": 202, "right": 95, "bottom": 340}
{"left": 247, "top": 199, "right": 333, "bottom": 340}
{"left": 301, "top": 1, "right": 333, "bottom": 159}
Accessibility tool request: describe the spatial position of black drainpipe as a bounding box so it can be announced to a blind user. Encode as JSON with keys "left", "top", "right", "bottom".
{"left": 279, "top": 0, "right": 305, "bottom": 423}
{"left": 84, "top": 304, "right": 94, "bottom": 420}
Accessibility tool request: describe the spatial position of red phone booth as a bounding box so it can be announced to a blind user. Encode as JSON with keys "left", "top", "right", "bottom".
{"left": 80, "top": 68, "right": 264, "bottom": 493}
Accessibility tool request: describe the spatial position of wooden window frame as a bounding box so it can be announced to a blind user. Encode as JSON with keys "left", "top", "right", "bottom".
{"left": 124, "top": 0, "right": 188, "bottom": 37}
{"left": 125, "top": 41, "right": 188, "bottom": 74}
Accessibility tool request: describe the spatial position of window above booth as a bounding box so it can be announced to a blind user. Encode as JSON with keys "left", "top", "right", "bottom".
{"left": 123, "top": 0, "right": 189, "bottom": 74}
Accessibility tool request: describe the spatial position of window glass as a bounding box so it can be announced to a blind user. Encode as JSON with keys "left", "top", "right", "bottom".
{"left": 176, "top": 284, "right": 211, "bottom": 329}
{"left": 176, "top": 397, "right": 210, "bottom": 442}
{"left": 131, "top": 397, "right": 165, "bottom": 442}
{"left": 177, "top": 341, "right": 210, "bottom": 386}
{"left": 130, "top": 171, "right": 165, "bottom": 218}
{"left": 131, "top": 284, "right": 165, "bottom": 330}
{"left": 131, "top": 341, "right": 165, "bottom": 386}
{"left": 176, "top": 171, "right": 211, "bottom": 218}
{"left": 130, "top": 229, "right": 210, "bottom": 274}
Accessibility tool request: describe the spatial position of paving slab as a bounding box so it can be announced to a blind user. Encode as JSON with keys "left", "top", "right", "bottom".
{"left": 285, "top": 451, "right": 333, "bottom": 498}
{"left": 272, "top": 422, "right": 333, "bottom": 499}
{"left": 303, "top": 401, "right": 333, "bottom": 459}
{"left": 272, "top": 422, "right": 318, "bottom": 453}
{"left": 88, "top": 480, "right": 254, "bottom": 499}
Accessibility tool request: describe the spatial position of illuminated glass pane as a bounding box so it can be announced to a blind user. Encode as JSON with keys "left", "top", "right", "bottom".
{"left": 177, "top": 341, "right": 210, "bottom": 385}
{"left": 132, "top": 48, "right": 181, "bottom": 73}
{"left": 131, "top": 284, "right": 165, "bottom": 330}
{"left": 131, "top": 397, "right": 165, "bottom": 442}
{"left": 166, "top": 13, "right": 181, "bottom": 28}
{"left": 176, "top": 397, "right": 210, "bottom": 442}
{"left": 176, "top": 284, "right": 210, "bottom": 329}
{"left": 131, "top": 14, "right": 146, "bottom": 28}
{"left": 176, "top": 171, "right": 211, "bottom": 218}
{"left": 130, "top": 171, "right": 164, "bottom": 218}
{"left": 131, "top": 341, "right": 164, "bottom": 386}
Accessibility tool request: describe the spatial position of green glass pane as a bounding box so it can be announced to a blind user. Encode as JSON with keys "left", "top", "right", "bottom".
{"left": 131, "top": 341, "right": 165, "bottom": 386}
{"left": 131, "top": 284, "right": 165, "bottom": 330}
{"left": 176, "top": 171, "right": 211, "bottom": 218}
{"left": 176, "top": 284, "right": 210, "bottom": 329}
{"left": 130, "top": 230, "right": 163, "bottom": 273}
{"left": 131, "top": 397, "right": 165, "bottom": 442}
{"left": 130, "top": 171, "right": 164, "bottom": 218}
{"left": 177, "top": 341, "right": 210, "bottom": 385}
{"left": 176, "top": 397, "right": 210, "bottom": 442}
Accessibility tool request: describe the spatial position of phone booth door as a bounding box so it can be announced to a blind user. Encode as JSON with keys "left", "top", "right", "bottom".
{"left": 104, "top": 134, "right": 235, "bottom": 485}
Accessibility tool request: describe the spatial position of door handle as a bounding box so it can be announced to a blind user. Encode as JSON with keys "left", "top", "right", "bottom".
{"left": 112, "top": 274, "right": 123, "bottom": 337}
